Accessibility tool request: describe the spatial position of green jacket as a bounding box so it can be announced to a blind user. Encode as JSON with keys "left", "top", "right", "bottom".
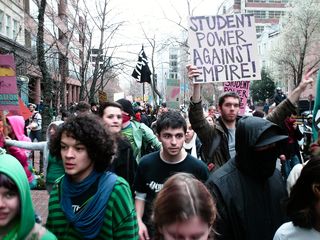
{"left": 46, "top": 153, "right": 64, "bottom": 185}
{"left": 123, "top": 120, "right": 161, "bottom": 163}
{"left": 189, "top": 98, "right": 297, "bottom": 170}
{"left": 0, "top": 149, "right": 56, "bottom": 240}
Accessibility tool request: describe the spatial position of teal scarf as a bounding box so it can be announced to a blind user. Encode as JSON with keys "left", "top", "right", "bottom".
{"left": 60, "top": 171, "right": 117, "bottom": 239}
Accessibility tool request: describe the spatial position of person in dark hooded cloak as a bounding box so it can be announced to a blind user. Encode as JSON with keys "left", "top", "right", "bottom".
{"left": 206, "top": 116, "right": 288, "bottom": 240}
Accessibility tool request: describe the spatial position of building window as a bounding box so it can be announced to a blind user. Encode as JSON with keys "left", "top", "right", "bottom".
{"left": 169, "top": 54, "right": 178, "bottom": 60}
{"left": 13, "top": 19, "right": 19, "bottom": 39}
{"left": 91, "top": 49, "right": 103, "bottom": 55}
{"left": 247, "top": 10, "right": 267, "bottom": 19}
{"left": 223, "top": 6, "right": 226, "bottom": 14}
{"left": 171, "top": 67, "right": 178, "bottom": 72}
{"left": 169, "top": 73, "right": 178, "bottom": 79}
{"left": 0, "top": 10, "right": 3, "bottom": 33}
{"left": 247, "top": 0, "right": 266, "bottom": 2}
{"left": 170, "top": 61, "right": 177, "bottom": 67}
{"left": 256, "top": 26, "right": 264, "bottom": 34}
{"left": 6, "top": 15, "right": 11, "bottom": 37}
{"left": 269, "top": 11, "right": 283, "bottom": 19}
{"left": 29, "top": 0, "right": 39, "bottom": 23}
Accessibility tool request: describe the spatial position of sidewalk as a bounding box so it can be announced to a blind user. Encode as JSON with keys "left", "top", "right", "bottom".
{"left": 31, "top": 150, "right": 49, "bottom": 224}
{"left": 32, "top": 189, "right": 49, "bottom": 223}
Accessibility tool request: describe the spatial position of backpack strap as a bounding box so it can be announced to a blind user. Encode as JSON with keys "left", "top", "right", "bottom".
{"left": 32, "top": 112, "right": 40, "bottom": 120}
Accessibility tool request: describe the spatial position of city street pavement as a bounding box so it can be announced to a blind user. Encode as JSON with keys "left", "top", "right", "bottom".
{"left": 32, "top": 189, "right": 49, "bottom": 224}
{"left": 31, "top": 150, "right": 49, "bottom": 224}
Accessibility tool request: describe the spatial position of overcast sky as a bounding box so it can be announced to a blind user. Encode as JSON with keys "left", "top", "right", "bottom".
{"left": 85, "top": 0, "right": 225, "bottom": 85}
{"left": 110, "top": 0, "right": 225, "bottom": 51}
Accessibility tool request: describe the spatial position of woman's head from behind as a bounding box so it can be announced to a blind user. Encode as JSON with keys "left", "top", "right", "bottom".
{"left": 287, "top": 156, "right": 320, "bottom": 229}
{"left": 47, "top": 121, "right": 64, "bottom": 139}
{"left": 153, "top": 173, "right": 216, "bottom": 240}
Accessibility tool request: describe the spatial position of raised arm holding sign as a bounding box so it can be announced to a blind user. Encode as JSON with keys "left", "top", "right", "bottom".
{"left": 187, "top": 60, "right": 314, "bottom": 173}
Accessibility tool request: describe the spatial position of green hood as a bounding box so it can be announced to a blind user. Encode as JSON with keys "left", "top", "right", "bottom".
{"left": 0, "top": 148, "right": 35, "bottom": 239}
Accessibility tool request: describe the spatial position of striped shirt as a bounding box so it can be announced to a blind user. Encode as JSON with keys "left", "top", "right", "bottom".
{"left": 46, "top": 177, "right": 138, "bottom": 239}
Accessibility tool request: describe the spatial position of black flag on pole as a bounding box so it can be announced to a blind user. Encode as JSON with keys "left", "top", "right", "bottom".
{"left": 132, "top": 47, "right": 152, "bottom": 84}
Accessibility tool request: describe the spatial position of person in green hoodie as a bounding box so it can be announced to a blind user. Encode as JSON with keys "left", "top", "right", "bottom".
{"left": 0, "top": 148, "right": 56, "bottom": 240}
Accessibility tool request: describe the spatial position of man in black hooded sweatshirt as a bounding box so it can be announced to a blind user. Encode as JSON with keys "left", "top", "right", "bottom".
{"left": 206, "top": 116, "right": 289, "bottom": 240}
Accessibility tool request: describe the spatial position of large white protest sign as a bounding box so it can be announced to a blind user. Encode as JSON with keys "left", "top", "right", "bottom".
{"left": 188, "top": 14, "right": 261, "bottom": 83}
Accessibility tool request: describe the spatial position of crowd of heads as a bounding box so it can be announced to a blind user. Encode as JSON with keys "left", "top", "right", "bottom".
{"left": 1, "top": 80, "right": 319, "bottom": 239}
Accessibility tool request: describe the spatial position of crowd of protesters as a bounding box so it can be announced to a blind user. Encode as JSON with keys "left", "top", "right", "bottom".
{"left": 0, "top": 64, "right": 319, "bottom": 239}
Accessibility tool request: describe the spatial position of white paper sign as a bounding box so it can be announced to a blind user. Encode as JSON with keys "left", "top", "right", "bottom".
{"left": 188, "top": 14, "right": 261, "bottom": 83}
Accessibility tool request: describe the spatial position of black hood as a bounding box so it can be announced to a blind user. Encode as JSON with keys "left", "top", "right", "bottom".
{"left": 235, "top": 116, "right": 287, "bottom": 177}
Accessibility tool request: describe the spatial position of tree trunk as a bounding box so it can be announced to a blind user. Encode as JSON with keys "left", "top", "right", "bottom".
{"left": 37, "top": 0, "right": 53, "bottom": 139}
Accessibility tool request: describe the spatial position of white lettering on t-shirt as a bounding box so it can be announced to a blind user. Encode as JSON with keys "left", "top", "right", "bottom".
{"left": 147, "top": 181, "right": 164, "bottom": 193}
{"left": 72, "top": 205, "right": 80, "bottom": 213}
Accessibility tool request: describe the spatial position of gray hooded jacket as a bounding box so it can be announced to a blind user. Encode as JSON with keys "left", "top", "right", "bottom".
{"left": 5, "top": 121, "right": 64, "bottom": 177}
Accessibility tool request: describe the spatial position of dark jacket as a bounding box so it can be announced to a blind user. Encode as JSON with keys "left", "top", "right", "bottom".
{"left": 189, "top": 101, "right": 231, "bottom": 169}
{"left": 189, "top": 98, "right": 297, "bottom": 171}
{"left": 110, "top": 137, "right": 137, "bottom": 193}
{"left": 206, "top": 117, "right": 288, "bottom": 240}
{"left": 274, "top": 92, "right": 287, "bottom": 106}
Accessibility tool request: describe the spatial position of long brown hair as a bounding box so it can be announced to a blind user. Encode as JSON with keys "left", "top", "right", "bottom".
{"left": 152, "top": 173, "right": 217, "bottom": 240}
{"left": 287, "top": 156, "right": 320, "bottom": 229}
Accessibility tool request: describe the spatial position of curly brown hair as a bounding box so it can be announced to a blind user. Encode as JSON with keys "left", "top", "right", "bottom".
{"left": 50, "top": 114, "right": 115, "bottom": 172}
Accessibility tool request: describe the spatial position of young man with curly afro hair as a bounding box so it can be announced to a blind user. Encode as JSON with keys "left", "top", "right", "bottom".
{"left": 47, "top": 114, "right": 138, "bottom": 239}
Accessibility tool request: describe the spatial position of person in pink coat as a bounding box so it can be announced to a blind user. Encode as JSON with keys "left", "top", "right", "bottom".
{"left": 5, "top": 115, "right": 36, "bottom": 188}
